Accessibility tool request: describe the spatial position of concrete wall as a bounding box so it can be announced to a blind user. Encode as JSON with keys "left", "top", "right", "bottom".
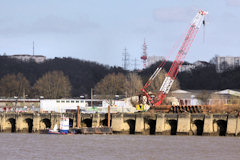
{"left": 111, "top": 113, "right": 240, "bottom": 136}
{"left": 0, "top": 112, "right": 239, "bottom": 136}
{"left": 0, "top": 112, "right": 77, "bottom": 133}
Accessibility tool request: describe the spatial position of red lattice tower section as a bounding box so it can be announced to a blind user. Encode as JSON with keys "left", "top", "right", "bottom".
{"left": 141, "top": 39, "right": 147, "bottom": 69}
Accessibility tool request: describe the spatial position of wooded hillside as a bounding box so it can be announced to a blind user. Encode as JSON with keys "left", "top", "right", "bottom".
{"left": 0, "top": 56, "right": 239, "bottom": 98}
{"left": 0, "top": 56, "right": 125, "bottom": 97}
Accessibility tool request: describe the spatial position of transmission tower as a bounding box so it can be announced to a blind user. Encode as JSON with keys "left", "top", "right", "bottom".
{"left": 132, "top": 58, "right": 139, "bottom": 71}
{"left": 122, "top": 48, "right": 129, "bottom": 70}
{"left": 33, "top": 41, "right": 35, "bottom": 56}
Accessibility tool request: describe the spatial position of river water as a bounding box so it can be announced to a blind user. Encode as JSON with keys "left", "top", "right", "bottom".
{"left": 0, "top": 134, "right": 239, "bottom": 160}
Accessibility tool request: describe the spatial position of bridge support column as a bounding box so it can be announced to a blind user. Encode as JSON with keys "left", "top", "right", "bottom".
{"left": 156, "top": 113, "right": 165, "bottom": 135}
{"left": 51, "top": 114, "right": 61, "bottom": 130}
{"left": 135, "top": 113, "right": 144, "bottom": 134}
{"left": 177, "top": 113, "right": 191, "bottom": 135}
{"left": 92, "top": 113, "right": 100, "bottom": 127}
{"left": 33, "top": 113, "right": 40, "bottom": 133}
{"left": 72, "top": 115, "right": 77, "bottom": 128}
{"left": 236, "top": 115, "right": 240, "bottom": 136}
{"left": 0, "top": 114, "right": 6, "bottom": 132}
{"left": 16, "top": 114, "right": 23, "bottom": 132}
{"left": 111, "top": 113, "right": 124, "bottom": 133}
{"left": 226, "top": 114, "right": 239, "bottom": 136}
{"left": 203, "top": 114, "right": 214, "bottom": 136}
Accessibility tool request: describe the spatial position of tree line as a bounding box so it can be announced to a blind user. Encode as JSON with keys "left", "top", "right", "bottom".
{"left": 0, "top": 56, "right": 125, "bottom": 98}
{"left": 0, "top": 56, "right": 239, "bottom": 99}
{"left": 178, "top": 64, "right": 240, "bottom": 90}
{"left": 0, "top": 71, "right": 71, "bottom": 99}
{"left": 140, "top": 60, "right": 240, "bottom": 90}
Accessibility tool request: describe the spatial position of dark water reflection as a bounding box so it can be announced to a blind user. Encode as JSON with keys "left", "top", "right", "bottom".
{"left": 0, "top": 134, "right": 239, "bottom": 160}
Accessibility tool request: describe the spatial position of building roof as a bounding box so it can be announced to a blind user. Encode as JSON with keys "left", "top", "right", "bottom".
{"left": 171, "top": 90, "right": 191, "bottom": 94}
{"left": 11, "top": 54, "right": 45, "bottom": 57}
{"left": 214, "top": 89, "right": 240, "bottom": 97}
{"left": 170, "top": 89, "right": 240, "bottom": 99}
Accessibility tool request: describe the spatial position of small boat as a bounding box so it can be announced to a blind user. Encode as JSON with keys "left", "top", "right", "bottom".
{"left": 48, "top": 124, "right": 60, "bottom": 134}
{"left": 48, "top": 116, "right": 73, "bottom": 134}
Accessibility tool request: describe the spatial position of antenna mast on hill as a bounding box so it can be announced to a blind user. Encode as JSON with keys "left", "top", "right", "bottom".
{"left": 141, "top": 39, "right": 147, "bottom": 69}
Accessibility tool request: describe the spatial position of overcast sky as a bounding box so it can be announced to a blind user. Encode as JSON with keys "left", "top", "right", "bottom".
{"left": 0, "top": 0, "right": 239, "bottom": 69}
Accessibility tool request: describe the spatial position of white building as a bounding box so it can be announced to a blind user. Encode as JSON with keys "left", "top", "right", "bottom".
{"left": 40, "top": 99, "right": 88, "bottom": 113}
{"left": 179, "top": 61, "right": 209, "bottom": 72}
{"left": 146, "top": 56, "right": 164, "bottom": 68}
{"left": 170, "top": 89, "right": 240, "bottom": 105}
{"left": 10, "top": 54, "right": 46, "bottom": 63}
{"left": 40, "top": 99, "right": 136, "bottom": 113}
{"left": 216, "top": 56, "right": 240, "bottom": 72}
{"left": 179, "top": 64, "right": 195, "bottom": 72}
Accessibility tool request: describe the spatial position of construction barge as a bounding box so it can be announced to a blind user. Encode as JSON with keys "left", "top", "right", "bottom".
{"left": 73, "top": 127, "right": 112, "bottom": 134}
{"left": 40, "top": 127, "right": 112, "bottom": 135}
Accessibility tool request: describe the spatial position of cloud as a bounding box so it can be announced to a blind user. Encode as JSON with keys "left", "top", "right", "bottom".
{"left": 153, "top": 7, "right": 196, "bottom": 23}
{"left": 33, "top": 15, "right": 99, "bottom": 33}
{"left": 226, "top": 0, "right": 240, "bottom": 6}
{"left": 0, "top": 15, "right": 99, "bottom": 36}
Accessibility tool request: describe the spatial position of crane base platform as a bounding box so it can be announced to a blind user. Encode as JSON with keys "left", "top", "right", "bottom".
{"left": 151, "top": 105, "right": 211, "bottom": 113}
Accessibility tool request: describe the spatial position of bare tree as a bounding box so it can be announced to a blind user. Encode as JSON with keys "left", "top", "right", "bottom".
{"left": 229, "top": 95, "right": 240, "bottom": 105}
{"left": 94, "top": 73, "right": 129, "bottom": 106}
{"left": 0, "top": 73, "right": 30, "bottom": 98}
{"left": 33, "top": 71, "right": 72, "bottom": 98}
{"left": 209, "top": 55, "right": 218, "bottom": 65}
{"left": 196, "top": 90, "right": 211, "bottom": 105}
{"left": 221, "top": 61, "right": 229, "bottom": 71}
{"left": 126, "top": 73, "right": 143, "bottom": 97}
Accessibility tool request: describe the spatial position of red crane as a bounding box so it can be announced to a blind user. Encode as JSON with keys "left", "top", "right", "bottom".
{"left": 141, "top": 10, "right": 208, "bottom": 106}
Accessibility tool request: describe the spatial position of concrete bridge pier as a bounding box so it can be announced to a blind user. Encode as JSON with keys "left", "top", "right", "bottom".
{"left": 16, "top": 114, "right": 24, "bottom": 132}
{"left": 0, "top": 114, "right": 7, "bottom": 132}
{"left": 177, "top": 113, "right": 191, "bottom": 135}
{"left": 155, "top": 113, "right": 165, "bottom": 135}
{"left": 50, "top": 114, "right": 61, "bottom": 130}
{"left": 236, "top": 115, "right": 240, "bottom": 136}
{"left": 92, "top": 113, "right": 100, "bottom": 127}
{"left": 226, "top": 114, "right": 240, "bottom": 136}
{"left": 33, "top": 114, "right": 40, "bottom": 133}
{"left": 203, "top": 114, "right": 214, "bottom": 136}
{"left": 111, "top": 113, "right": 124, "bottom": 133}
{"left": 135, "top": 113, "right": 145, "bottom": 134}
